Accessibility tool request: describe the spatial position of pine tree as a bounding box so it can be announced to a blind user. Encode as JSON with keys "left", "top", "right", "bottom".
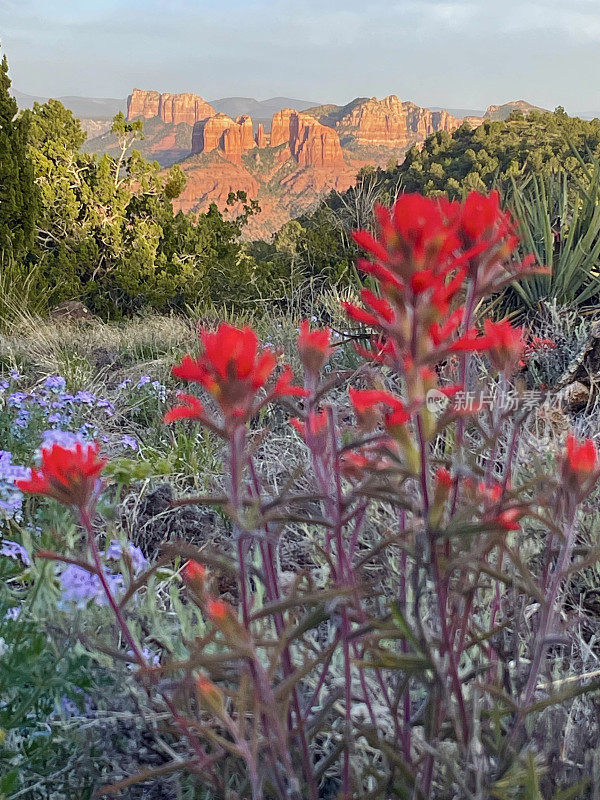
{"left": 0, "top": 47, "right": 38, "bottom": 262}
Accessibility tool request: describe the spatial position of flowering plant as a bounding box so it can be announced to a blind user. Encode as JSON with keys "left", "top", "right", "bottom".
{"left": 17, "top": 192, "right": 600, "bottom": 799}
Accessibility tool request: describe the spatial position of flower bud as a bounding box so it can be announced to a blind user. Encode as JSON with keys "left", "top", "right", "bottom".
{"left": 196, "top": 674, "right": 225, "bottom": 715}
{"left": 563, "top": 433, "right": 600, "bottom": 497}
{"left": 182, "top": 560, "right": 207, "bottom": 591}
{"left": 205, "top": 597, "right": 250, "bottom": 646}
{"left": 429, "top": 467, "right": 452, "bottom": 528}
{"left": 298, "top": 320, "right": 332, "bottom": 375}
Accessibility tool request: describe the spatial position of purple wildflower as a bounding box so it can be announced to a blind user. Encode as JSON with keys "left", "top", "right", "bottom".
{"left": 74, "top": 391, "right": 96, "bottom": 405}
{"left": 44, "top": 376, "right": 67, "bottom": 393}
{"left": 96, "top": 399, "right": 115, "bottom": 416}
{"left": 0, "top": 540, "right": 31, "bottom": 566}
{"left": 105, "top": 540, "right": 147, "bottom": 574}
{"left": 0, "top": 452, "right": 30, "bottom": 523}
{"left": 8, "top": 392, "right": 28, "bottom": 408}
{"left": 59, "top": 565, "right": 125, "bottom": 608}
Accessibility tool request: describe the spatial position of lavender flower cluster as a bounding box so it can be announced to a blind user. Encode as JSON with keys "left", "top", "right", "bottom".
{"left": 59, "top": 540, "right": 148, "bottom": 608}
{"left": 1, "top": 374, "right": 116, "bottom": 441}
{"left": 0, "top": 450, "right": 30, "bottom": 522}
{"left": 119, "top": 375, "right": 167, "bottom": 403}
{"left": 0, "top": 531, "right": 148, "bottom": 610}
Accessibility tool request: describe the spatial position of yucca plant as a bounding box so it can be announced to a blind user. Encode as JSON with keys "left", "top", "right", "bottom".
{"left": 502, "top": 164, "right": 600, "bottom": 313}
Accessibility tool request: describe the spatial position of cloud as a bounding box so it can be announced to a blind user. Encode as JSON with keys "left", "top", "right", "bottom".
{"left": 503, "top": 2, "right": 600, "bottom": 42}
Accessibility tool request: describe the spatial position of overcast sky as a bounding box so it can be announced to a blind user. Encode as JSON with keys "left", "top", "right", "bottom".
{"left": 2, "top": 0, "right": 600, "bottom": 114}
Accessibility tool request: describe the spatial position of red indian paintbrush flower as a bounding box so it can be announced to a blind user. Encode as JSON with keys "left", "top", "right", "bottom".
{"left": 298, "top": 320, "right": 332, "bottom": 374}
{"left": 563, "top": 433, "right": 600, "bottom": 501}
{"left": 163, "top": 392, "right": 205, "bottom": 424}
{"left": 290, "top": 409, "right": 329, "bottom": 440}
{"left": 16, "top": 441, "right": 106, "bottom": 509}
{"left": 481, "top": 319, "right": 524, "bottom": 375}
{"left": 169, "top": 323, "right": 304, "bottom": 423}
{"left": 196, "top": 674, "right": 225, "bottom": 714}
{"left": 273, "top": 365, "right": 309, "bottom": 398}
{"left": 207, "top": 598, "right": 229, "bottom": 620}
{"left": 182, "top": 560, "right": 207, "bottom": 587}
{"left": 436, "top": 467, "right": 453, "bottom": 490}
{"left": 565, "top": 434, "right": 599, "bottom": 476}
{"left": 459, "top": 190, "right": 509, "bottom": 241}
{"left": 349, "top": 388, "right": 404, "bottom": 432}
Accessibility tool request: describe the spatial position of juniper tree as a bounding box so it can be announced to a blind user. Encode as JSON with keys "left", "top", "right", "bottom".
{"left": 0, "top": 47, "right": 38, "bottom": 262}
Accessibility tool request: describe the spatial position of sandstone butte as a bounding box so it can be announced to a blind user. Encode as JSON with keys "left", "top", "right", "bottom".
{"left": 126, "top": 90, "right": 463, "bottom": 238}
{"left": 330, "top": 95, "right": 461, "bottom": 148}
{"left": 127, "top": 88, "right": 215, "bottom": 125}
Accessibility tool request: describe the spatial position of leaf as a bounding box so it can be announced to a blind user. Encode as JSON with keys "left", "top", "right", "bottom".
{"left": 526, "top": 677, "right": 600, "bottom": 714}
{"left": 0, "top": 770, "right": 18, "bottom": 795}
{"left": 552, "top": 778, "right": 592, "bottom": 800}
{"left": 389, "top": 603, "right": 424, "bottom": 653}
{"left": 356, "top": 650, "right": 430, "bottom": 673}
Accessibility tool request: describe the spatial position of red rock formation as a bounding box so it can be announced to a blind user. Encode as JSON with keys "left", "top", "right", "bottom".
{"left": 128, "top": 89, "right": 161, "bottom": 120}
{"left": 255, "top": 123, "right": 268, "bottom": 148}
{"left": 237, "top": 115, "right": 255, "bottom": 151}
{"left": 172, "top": 158, "right": 260, "bottom": 215}
{"left": 160, "top": 93, "right": 215, "bottom": 125}
{"left": 137, "top": 91, "right": 466, "bottom": 238}
{"left": 192, "top": 114, "right": 236, "bottom": 153}
{"left": 265, "top": 109, "right": 345, "bottom": 168}
{"left": 332, "top": 95, "right": 461, "bottom": 149}
{"left": 464, "top": 115, "right": 485, "bottom": 128}
{"left": 270, "top": 108, "right": 295, "bottom": 147}
{"left": 289, "top": 113, "right": 345, "bottom": 169}
{"left": 191, "top": 114, "right": 256, "bottom": 163}
{"left": 127, "top": 89, "right": 215, "bottom": 125}
{"left": 222, "top": 126, "right": 244, "bottom": 164}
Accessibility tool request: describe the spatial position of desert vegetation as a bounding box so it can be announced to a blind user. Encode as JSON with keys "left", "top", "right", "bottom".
{"left": 4, "top": 44, "right": 600, "bottom": 800}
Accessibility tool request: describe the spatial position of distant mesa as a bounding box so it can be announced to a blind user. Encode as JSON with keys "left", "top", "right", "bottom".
{"left": 305, "top": 95, "right": 462, "bottom": 149}
{"left": 127, "top": 89, "right": 215, "bottom": 126}
{"left": 14, "top": 89, "right": 126, "bottom": 118}
{"left": 483, "top": 100, "right": 548, "bottom": 121}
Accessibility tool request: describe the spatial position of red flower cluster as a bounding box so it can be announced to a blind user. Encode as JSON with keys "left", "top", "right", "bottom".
{"left": 520, "top": 335, "right": 556, "bottom": 367}
{"left": 480, "top": 319, "right": 525, "bottom": 375}
{"left": 298, "top": 320, "right": 332, "bottom": 375}
{"left": 346, "top": 192, "right": 531, "bottom": 398}
{"left": 182, "top": 559, "right": 207, "bottom": 588}
{"left": 564, "top": 434, "right": 599, "bottom": 493}
{"left": 166, "top": 323, "right": 306, "bottom": 427}
{"left": 290, "top": 409, "right": 329, "bottom": 441}
{"left": 17, "top": 442, "right": 106, "bottom": 509}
